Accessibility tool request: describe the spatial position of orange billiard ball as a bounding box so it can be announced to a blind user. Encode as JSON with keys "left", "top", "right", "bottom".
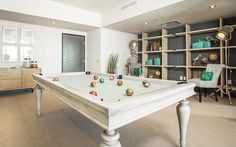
{"left": 90, "top": 81, "right": 96, "bottom": 87}
{"left": 126, "top": 88, "right": 134, "bottom": 96}
{"left": 117, "top": 80, "right": 123, "bottom": 86}
{"left": 94, "top": 75, "right": 98, "bottom": 80}
{"left": 89, "top": 90, "right": 97, "bottom": 96}
{"left": 110, "top": 75, "right": 115, "bottom": 80}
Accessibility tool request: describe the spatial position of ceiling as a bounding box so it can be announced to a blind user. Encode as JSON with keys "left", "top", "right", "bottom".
{"left": 106, "top": 0, "right": 236, "bottom": 33}
{"left": 0, "top": 10, "right": 96, "bottom": 32}
{"left": 0, "top": 0, "right": 235, "bottom": 33}
{"left": 50, "top": 0, "right": 129, "bottom": 13}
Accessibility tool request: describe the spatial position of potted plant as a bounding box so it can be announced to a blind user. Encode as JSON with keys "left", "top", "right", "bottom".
{"left": 107, "top": 54, "right": 119, "bottom": 74}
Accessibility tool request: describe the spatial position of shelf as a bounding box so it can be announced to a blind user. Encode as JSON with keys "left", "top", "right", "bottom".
{"left": 143, "top": 36, "right": 162, "bottom": 40}
{"left": 163, "top": 34, "right": 175, "bottom": 38}
{"left": 165, "top": 49, "right": 186, "bottom": 53}
{"left": 143, "top": 65, "right": 162, "bottom": 67}
{"left": 175, "top": 32, "right": 186, "bottom": 36}
{"left": 137, "top": 52, "right": 142, "bottom": 54}
{"left": 188, "top": 66, "right": 206, "bottom": 69}
{"left": 187, "top": 27, "right": 218, "bottom": 35}
{"left": 228, "top": 66, "right": 236, "bottom": 70}
{"left": 144, "top": 51, "right": 162, "bottom": 54}
{"left": 188, "top": 47, "right": 221, "bottom": 51}
{"left": 164, "top": 65, "right": 186, "bottom": 68}
{"left": 226, "top": 46, "right": 236, "bottom": 49}
{"left": 135, "top": 38, "right": 142, "bottom": 41}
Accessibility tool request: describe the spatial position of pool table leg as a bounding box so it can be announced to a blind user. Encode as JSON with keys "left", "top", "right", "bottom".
{"left": 35, "top": 85, "right": 42, "bottom": 117}
{"left": 176, "top": 99, "right": 190, "bottom": 147}
{"left": 100, "top": 130, "right": 121, "bottom": 147}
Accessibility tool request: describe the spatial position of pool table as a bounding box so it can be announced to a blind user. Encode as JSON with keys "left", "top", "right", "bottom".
{"left": 33, "top": 72, "right": 195, "bottom": 147}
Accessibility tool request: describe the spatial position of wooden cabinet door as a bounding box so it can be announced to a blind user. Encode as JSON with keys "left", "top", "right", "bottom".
{"left": 0, "top": 69, "right": 22, "bottom": 90}
{"left": 22, "top": 68, "right": 41, "bottom": 88}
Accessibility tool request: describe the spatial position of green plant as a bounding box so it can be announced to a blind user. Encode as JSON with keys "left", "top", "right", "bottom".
{"left": 107, "top": 54, "right": 119, "bottom": 74}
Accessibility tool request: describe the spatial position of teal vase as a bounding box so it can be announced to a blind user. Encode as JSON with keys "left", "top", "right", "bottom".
{"left": 154, "top": 56, "right": 161, "bottom": 65}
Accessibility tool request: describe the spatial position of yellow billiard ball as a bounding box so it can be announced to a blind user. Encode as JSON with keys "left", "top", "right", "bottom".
{"left": 90, "top": 81, "right": 96, "bottom": 87}
{"left": 126, "top": 88, "right": 134, "bottom": 96}
{"left": 144, "top": 82, "right": 150, "bottom": 88}
{"left": 52, "top": 77, "right": 59, "bottom": 81}
{"left": 89, "top": 90, "right": 97, "bottom": 96}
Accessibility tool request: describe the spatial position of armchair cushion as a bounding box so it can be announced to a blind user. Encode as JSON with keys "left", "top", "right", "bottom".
{"left": 200, "top": 71, "right": 213, "bottom": 81}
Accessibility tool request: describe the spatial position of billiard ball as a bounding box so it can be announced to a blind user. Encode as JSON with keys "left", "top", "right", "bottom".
{"left": 94, "top": 75, "right": 98, "bottom": 80}
{"left": 144, "top": 82, "right": 150, "bottom": 88}
{"left": 117, "top": 80, "right": 123, "bottom": 86}
{"left": 126, "top": 88, "right": 134, "bottom": 96}
{"left": 99, "top": 78, "right": 104, "bottom": 83}
{"left": 89, "top": 91, "right": 97, "bottom": 96}
{"left": 52, "top": 77, "right": 59, "bottom": 81}
{"left": 110, "top": 75, "right": 115, "bottom": 80}
{"left": 142, "top": 80, "right": 148, "bottom": 85}
{"left": 90, "top": 81, "right": 96, "bottom": 87}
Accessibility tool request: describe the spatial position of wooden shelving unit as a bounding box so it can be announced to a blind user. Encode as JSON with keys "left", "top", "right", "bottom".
{"left": 136, "top": 17, "right": 236, "bottom": 90}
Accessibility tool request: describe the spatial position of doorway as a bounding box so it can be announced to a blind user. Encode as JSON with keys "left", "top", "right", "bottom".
{"left": 62, "top": 33, "right": 85, "bottom": 72}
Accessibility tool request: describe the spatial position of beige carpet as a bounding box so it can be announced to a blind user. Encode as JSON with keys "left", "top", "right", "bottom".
{"left": 0, "top": 91, "right": 236, "bottom": 147}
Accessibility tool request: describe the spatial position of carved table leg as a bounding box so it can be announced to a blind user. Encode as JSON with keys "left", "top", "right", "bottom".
{"left": 35, "top": 85, "right": 42, "bottom": 117}
{"left": 100, "top": 130, "right": 121, "bottom": 147}
{"left": 176, "top": 99, "right": 190, "bottom": 147}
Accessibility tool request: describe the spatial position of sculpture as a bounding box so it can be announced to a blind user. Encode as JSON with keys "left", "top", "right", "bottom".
{"left": 127, "top": 48, "right": 141, "bottom": 76}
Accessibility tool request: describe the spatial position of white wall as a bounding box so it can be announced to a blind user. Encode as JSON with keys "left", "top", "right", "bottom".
{"left": 100, "top": 28, "right": 137, "bottom": 74}
{"left": 87, "top": 28, "right": 137, "bottom": 74}
{"left": 87, "top": 28, "right": 101, "bottom": 73}
{"left": 0, "top": 19, "right": 87, "bottom": 74}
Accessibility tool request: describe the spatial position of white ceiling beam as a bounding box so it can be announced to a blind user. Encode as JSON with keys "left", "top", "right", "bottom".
{"left": 102, "top": 0, "right": 184, "bottom": 27}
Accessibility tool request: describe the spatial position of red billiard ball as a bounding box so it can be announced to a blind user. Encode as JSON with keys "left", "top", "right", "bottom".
{"left": 90, "top": 81, "right": 96, "bottom": 87}
{"left": 126, "top": 88, "right": 134, "bottom": 96}
{"left": 89, "top": 90, "right": 97, "bottom": 96}
{"left": 94, "top": 75, "right": 98, "bottom": 80}
{"left": 110, "top": 75, "right": 115, "bottom": 80}
{"left": 117, "top": 80, "right": 123, "bottom": 86}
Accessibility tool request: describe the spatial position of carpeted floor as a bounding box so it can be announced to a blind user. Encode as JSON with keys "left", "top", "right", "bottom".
{"left": 0, "top": 91, "right": 236, "bottom": 147}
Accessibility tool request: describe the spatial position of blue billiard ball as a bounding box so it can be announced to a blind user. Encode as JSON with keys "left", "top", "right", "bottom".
{"left": 99, "top": 78, "right": 105, "bottom": 83}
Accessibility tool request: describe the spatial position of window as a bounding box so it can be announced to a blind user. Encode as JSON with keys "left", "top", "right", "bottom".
{"left": 2, "top": 27, "right": 17, "bottom": 43}
{"left": 20, "top": 47, "right": 33, "bottom": 61}
{"left": 1, "top": 27, "right": 34, "bottom": 63}
{"left": 2, "top": 46, "right": 17, "bottom": 62}
{"left": 21, "top": 29, "right": 34, "bottom": 44}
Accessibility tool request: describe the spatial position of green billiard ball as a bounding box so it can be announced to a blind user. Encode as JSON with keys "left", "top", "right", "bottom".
{"left": 144, "top": 82, "right": 150, "bottom": 88}
{"left": 99, "top": 78, "right": 104, "bottom": 83}
{"left": 142, "top": 80, "right": 148, "bottom": 85}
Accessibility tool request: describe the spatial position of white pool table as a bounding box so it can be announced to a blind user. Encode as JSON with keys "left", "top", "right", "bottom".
{"left": 33, "top": 72, "right": 195, "bottom": 147}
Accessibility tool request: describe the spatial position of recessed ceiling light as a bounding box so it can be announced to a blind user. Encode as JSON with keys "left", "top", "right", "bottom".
{"left": 144, "top": 22, "right": 148, "bottom": 25}
{"left": 209, "top": 5, "right": 216, "bottom": 9}
{"left": 52, "top": 21, "right": 56, "bottom": 25}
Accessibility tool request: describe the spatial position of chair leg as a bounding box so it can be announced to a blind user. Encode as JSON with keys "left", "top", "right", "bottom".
{"left": 214, "top": 88, "right": 218, "bottom": 102}
{"left": 204, "top": 88, "right": 207, "bottom": 97}
{"left": 199, "top": 88, "right": 202, "bottom": 103}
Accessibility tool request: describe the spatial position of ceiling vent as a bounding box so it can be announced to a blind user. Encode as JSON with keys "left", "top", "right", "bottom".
{"left": 161, "top": 21, "right": 182, "bottom": 29}
{"left": 121, "top": 0, "right": 137, "bottom": 10}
